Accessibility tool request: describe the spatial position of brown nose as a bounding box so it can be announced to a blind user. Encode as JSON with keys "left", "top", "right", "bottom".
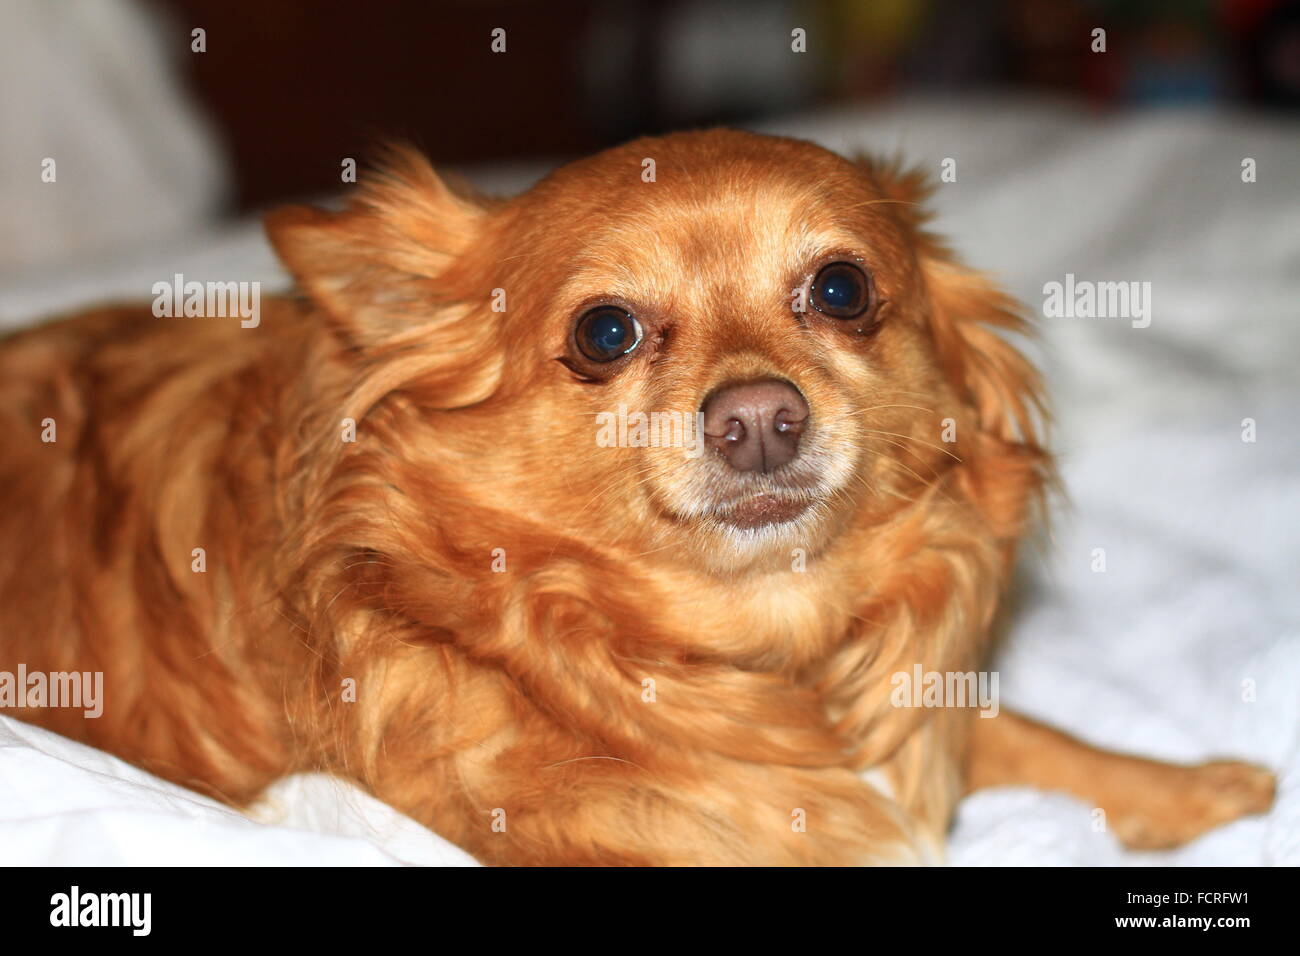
{"left": 701, "top": 379, "right": 809, "bottom": 473}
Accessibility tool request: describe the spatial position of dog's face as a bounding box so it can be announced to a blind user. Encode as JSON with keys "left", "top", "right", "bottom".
{"left": 270, "top": 131, "right": 1042, "bottom": 576}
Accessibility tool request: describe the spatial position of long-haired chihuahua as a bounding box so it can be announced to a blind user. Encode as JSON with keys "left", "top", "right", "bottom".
{"left": 0, "top": 130, "right": 1273, "bottom": 864}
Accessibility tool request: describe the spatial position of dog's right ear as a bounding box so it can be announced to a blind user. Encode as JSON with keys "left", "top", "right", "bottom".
{"left": 265, "top": 145, "right": 489, "bottom": 349}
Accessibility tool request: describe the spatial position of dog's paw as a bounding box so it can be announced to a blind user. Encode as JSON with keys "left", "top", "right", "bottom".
{"left": 1192, "top": 760, "right": 1277, "bottom": 814}
{"left": 1111, "top": 760, "right": 1275, "bottom": 850}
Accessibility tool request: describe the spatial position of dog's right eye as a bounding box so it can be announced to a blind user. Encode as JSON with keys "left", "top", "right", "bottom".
{"left": 575, "top": 306, "right": 643, "bottom": 362}
{"left": 810, "top": 261, "right": 873, "bottom": 318}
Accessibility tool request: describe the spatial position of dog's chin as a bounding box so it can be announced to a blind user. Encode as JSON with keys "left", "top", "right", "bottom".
{"left": 691, "top": 489, "right": 842, "bottom": 563}
{"left": 696, "top": 495, "right": 836, "bottom": 572}
{"left": 647, "top": 456, "right": 857, "bottom": 565}
{"left": 712, "top": 492, "right": 812, "bottom": 530}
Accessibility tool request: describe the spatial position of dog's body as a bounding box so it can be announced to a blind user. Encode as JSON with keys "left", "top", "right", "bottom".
{"left": 0, "top": 131, "right": 1272, "bottom": 864}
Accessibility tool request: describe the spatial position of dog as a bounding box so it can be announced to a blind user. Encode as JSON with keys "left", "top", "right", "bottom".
{"left": 0, "top": 130, "right": 1274, "bottom": 864}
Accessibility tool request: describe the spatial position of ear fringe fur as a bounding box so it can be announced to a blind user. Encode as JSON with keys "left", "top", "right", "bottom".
{"left": 263, "top": 143, "right": 489, "bottom": 344}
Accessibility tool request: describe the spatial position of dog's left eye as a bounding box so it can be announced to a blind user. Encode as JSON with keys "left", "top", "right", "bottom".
{"left": 575, "top": 306, "right": 643, "bottom": 362}
{"left": 810, "top": 261, "right": 873, "bottom": 318}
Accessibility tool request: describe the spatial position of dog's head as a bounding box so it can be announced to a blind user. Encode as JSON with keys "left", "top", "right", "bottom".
{"left": 268, "top": 131, "right": 1045, "bottom": 576}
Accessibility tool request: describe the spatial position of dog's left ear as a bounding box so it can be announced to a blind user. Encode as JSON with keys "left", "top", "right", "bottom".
{"left": 858, "top": 154, "right": 1049, "bottom": 531}
{"left": 265, "top": 145, "right": 490, "bottom": 349}
{"left": 857, "top": 154, "right": 1043, "bottom": 448}
{"left": 923, "top": 261, "right": 1044, "bottom": 450}
{"left": 924, "top": 253, "right": 1050, "bottom": 549}
{"left": 925, "top": 260, "right": 1050, "bottom": 542}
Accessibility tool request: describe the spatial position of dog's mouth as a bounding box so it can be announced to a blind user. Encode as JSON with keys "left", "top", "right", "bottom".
{"left": 711, "top": 492, "right": 813, "bottom": 530}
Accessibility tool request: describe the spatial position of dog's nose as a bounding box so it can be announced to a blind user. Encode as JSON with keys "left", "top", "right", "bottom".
{"left": 701, "top": 379, "right": 809, "bottom": 473}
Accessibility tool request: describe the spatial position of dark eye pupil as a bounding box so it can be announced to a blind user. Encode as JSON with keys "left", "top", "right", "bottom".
{"left": 577, "top": 307, "right": 641, "bottom": 361}
{"left": 812, "top": 262, "right": 871, "bottom": 317}
{"left": 590, "top": 314, "right": 628, "bottom": 352}
{"left": 820, "top": 271, "right": 858, "bottom": 308}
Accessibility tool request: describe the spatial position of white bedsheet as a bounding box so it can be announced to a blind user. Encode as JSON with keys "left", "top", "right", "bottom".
{"left": 1, "top": 98, "right": 1296, "bottom": 865}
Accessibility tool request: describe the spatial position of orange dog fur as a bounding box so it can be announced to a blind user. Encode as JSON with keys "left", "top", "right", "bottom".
{"left": 0, "top": 131, "right": 1273, "bottom": 864}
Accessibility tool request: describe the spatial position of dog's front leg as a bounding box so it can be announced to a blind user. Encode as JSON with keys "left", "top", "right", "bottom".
{"left": 964, "top": 709, "right": 1275, "bottom": 849}
{"left": 440, "top": 748, "right": 927, "bottom": 866}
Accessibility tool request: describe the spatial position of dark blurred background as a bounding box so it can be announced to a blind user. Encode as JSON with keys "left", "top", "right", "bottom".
{"left": 154, "top": 0, "right": 1300, "bottom": 212}
{"left": 2, "top": 0, "right": 1297, "bottom": 283}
